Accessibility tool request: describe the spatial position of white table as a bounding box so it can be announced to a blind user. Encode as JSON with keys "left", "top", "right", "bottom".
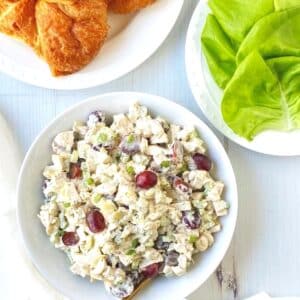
{"left": 0, "top": 1, "right": 299, "bottom": 299}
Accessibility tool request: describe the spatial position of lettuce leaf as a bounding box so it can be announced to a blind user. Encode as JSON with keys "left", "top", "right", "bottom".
{"left": 275, "top": 0, "right": 300, "bottom": 10}
{"left": 201, "top": 14, "right": 236, "bottom": 88}
{"left": 202, "top": 0, "right": 275, "bottom": 89}
{"left": 222, "top": 52, "right": 300, "bottom": 140}
{"left": 237, "top": 7, "right": 300, "bottom": 64}
{"left": 201, "top": 0, "right": 300, "bottom": 140}
{"left": 268, "top": 56, "right": 300, "bottom": 128}
{"left": 208, "top": 0, "right": 274, "bottom": 44}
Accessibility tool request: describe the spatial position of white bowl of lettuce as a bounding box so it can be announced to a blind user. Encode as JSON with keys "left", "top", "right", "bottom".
{"left": 186, "top": 0, "right": 300, "bottom": 156}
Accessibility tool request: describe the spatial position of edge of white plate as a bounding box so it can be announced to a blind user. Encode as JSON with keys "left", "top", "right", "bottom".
{"left": 0, "top": 0, "right": 184, "bottom": 90}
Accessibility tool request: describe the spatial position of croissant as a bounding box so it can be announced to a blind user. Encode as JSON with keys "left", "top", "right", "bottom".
{"left": 0, "top": 0, "right": 38, "bottom": 49}
{"left": 108, "top": 0, "right": 156, "bottom": 14}
{"left": 0, "top": 0, "right": 108, "bottom": 76}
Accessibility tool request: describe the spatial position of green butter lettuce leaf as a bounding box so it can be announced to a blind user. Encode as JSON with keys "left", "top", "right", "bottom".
{"left": 201, "top": 14, "right": 236, "bottom": 89}
{"left": 237, "top": 7, "right": 300, "bottom": 64}
{"left": 222, "top": 52, "right": 300, "bottom": 140}
{"left": 275, "top": 0, "right": 300, "bottom": 10}
{"left": 201, "top": 0, "right": 300, "bottom": 140}
{"left": 202, "top": 0, "right": 275, "bottom": 89}
{"left": 268, "top": 56, "right": 300, "bottom": 128}
{"left": 208, "top": 0, "right": 274, "bottom": 44}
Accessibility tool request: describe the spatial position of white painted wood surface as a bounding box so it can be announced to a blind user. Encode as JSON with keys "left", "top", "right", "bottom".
{"left": 0, "top": 1, "right": 300, "bottom": 299}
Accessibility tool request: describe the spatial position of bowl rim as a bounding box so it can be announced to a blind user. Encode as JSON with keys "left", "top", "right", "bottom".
{"left": 17, "top": 91, "right": 238, "bottom": 299}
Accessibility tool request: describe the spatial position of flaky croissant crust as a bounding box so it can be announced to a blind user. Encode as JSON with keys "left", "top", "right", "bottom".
{"left": 0, "top": 0, "right": 108, "bottom": 76}
{"left": 108, "top": 0, "right": 156, "bottom": 14}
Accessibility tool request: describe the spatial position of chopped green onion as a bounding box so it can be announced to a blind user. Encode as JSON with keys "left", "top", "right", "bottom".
{"left": 188, "top": 235, "right": 198, "bottom": 244}
{"left": 177, "top": 162, "right": 188, "bottom": 174}
{"left": 126, "top": 165, "right": 135, "bottom": 175}
{"left": 127, "top": 134, "right": 135, "bottom": 144}
{"left": 56, "top": 228, "right": 64, "bottom": 238}
{"left": 226, "top": 203, "right": 231, "bottom": 209}
{"left": 131, "top": 238, "right": 139, "bottom": 248}
{"left": 85, "top": 178, "right": 94, "bottom": 185}
{"left": 92, "top": 194, "right": 102, "bottom": 204}
{"left": 63, "top": 202, "right": 71, "bottom": 208}
{"left": 126, "top": 249, "right": 136, "bottom": 256}
{"left": 161, "top": 160, "right": 170, "bottom": 168}
{"left": 98, "top": 133, "right": 108, "bottom": 143}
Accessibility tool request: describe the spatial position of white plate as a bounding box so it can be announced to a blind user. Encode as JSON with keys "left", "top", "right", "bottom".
{"left": 185, "top": 0, "right": 300, "bottom": 156}
{"left": 17, "top": 92, "right": 238, "bottom": 300}
{"left": 0, "top": 0, "right": 183, "bottom": 90}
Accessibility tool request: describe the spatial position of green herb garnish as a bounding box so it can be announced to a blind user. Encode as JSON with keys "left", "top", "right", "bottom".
{"left": 189, "top": 235, "right": 198, "bottom": 244}
{"left": 126, "top": 249, "right": 136, "bottom": 256}
{"left": 63, "top": 202, "right": 71, "bottom": 208}
{"left": 177, "top": 162, "right": 188, "bottom": 175}
{"left": 92, "top": 194, "right": 102, "bottom": 204}
{"left": 161, "top": 161, "right": 170, "bottom": 168}
{"left": 85, "top": 178, "right": 94, "bottom": 185}
{"left": 131, "top": 238, "right": 139, "bottom": 248}
{"left": 127, "top": 134, "right": 135, "bottom": 144}
{"left": 56, "top": 228, "right": 64, "bottom": 238}
{"left": 126, "top": 165, "right": 135, "bottom": 175}
{"left": 98, "top": 133, "right": 108, "bottom": 143}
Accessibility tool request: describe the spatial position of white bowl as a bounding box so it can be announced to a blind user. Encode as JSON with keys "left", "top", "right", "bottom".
{"left": 17, "top": 92, "right": 238, "bottom": 300}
